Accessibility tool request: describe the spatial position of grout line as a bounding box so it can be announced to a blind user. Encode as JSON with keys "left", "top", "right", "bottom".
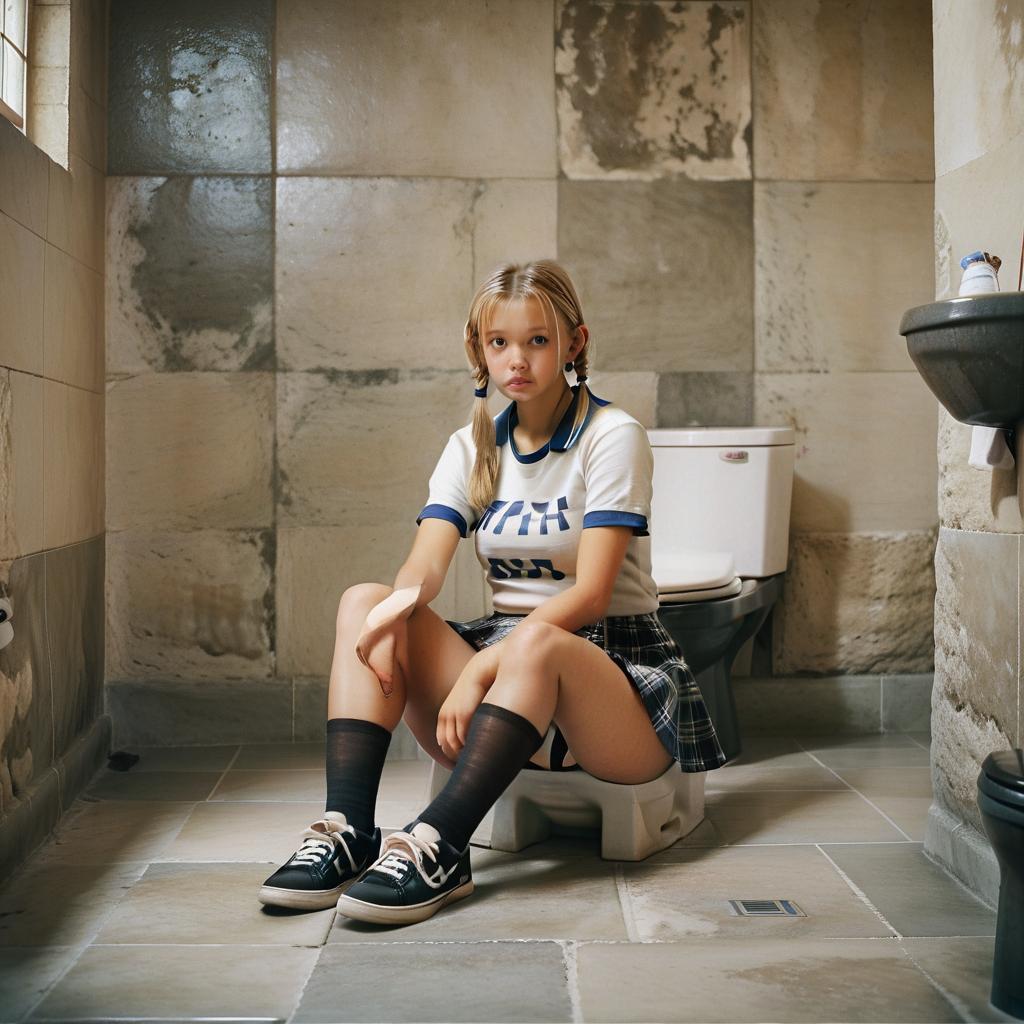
{"left": 905, "top": 733, "right": 932, "bottom": 752}
{"left": 558, "top": 939, "right": 584, "bottom": 1024}
{"left": 814, "top": 844, "right": 902, "bottom": 939}
{"left": 899, "top": 943, "right": 981, "bottom": 1023}
{"left": 205, "top": 746, "right": 243, "bottom": 801}
{"left": 795, "top": 741, "right": 916, "bottom": 842}
{"left": 613, "top": 863, "right": 641, "bottom": 943}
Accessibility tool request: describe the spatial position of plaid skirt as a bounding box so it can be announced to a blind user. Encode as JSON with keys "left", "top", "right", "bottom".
{"left": 444, "top": 610, "right": 727, "bottom": 774}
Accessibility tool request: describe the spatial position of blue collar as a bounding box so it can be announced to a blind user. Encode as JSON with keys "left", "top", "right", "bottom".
{"left": 494, "top": 384, "right": 611, "bottom": 463}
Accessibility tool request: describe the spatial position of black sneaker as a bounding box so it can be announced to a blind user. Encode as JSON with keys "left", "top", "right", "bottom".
{"left": 258, "top": 811, "right": 381, "bottom": 910}
{"left": 336, "top": 820, "right": 473, "bottom": 925}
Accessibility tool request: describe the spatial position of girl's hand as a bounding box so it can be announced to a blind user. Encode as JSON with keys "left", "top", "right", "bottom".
{"left": 436, "top": 648, "right": 500, "bottom": 762}
{"left": 355, "top": 585, "right": 422, "bottom": 697}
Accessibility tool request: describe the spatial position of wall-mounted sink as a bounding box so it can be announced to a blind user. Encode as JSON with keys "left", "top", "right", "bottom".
{"left": 899, "top": 292, "right": 1024, "bottom": 428}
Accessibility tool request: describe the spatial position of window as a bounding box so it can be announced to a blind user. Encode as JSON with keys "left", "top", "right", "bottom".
{"left": 1, "top": 0, "right": 28, "bottom": 130}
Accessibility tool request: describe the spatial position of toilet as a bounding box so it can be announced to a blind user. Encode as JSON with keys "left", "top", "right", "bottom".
{"left": 427, "top": 423, "right": 795, "bottom": 861}
{"left": 977, "top": 749, "right": 1024, "bottom": 1019}
{"left": 648, "top": 426, "right": 795, "bottom": 760}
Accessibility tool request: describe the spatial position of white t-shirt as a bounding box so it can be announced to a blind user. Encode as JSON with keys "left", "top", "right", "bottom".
{"left": 416, "top": 385, "right": 660, "bottom": 617}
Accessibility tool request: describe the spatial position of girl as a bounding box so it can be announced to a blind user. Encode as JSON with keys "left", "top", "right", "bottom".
{"left": 258, "top": 260, "right": 726, "bottom": 925}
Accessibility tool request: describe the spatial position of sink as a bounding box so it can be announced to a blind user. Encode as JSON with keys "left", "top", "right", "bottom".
{"left": 899, "top": 292, "right": 1024, "bottom": 428}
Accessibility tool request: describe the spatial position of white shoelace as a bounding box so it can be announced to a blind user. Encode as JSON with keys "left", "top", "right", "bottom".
{"left": 372, "top": 830, "right": 451, "bottom": 890}
{"left": 290, "top": 819, "right": 359, "bottom": 874}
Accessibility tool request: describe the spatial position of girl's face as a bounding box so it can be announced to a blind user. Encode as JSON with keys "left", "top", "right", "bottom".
{"left": 481, "top": 295, "right": 579, "bottom": 402}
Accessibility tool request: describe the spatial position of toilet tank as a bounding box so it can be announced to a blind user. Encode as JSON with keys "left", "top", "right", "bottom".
{"left": 647, "top": 426, "right": 795, "bottom": 578}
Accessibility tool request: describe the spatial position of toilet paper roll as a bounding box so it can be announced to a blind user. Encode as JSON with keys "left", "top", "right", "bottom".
{"left": 969, "top": 425, "right": 1015, "bottom": 471}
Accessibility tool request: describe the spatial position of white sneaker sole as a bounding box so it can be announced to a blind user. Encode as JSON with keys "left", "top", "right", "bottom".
{"left": 336, "top": 879, "right": 475, "bottom": 925}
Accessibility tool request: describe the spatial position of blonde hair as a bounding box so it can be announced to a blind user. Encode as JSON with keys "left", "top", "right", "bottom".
{"left": 463, "top": 259, "right": 593, "bottom": 515}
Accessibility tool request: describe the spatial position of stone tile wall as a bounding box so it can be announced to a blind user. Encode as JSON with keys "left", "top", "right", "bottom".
{"left": 102, "top": 1, "right": 935, "bottom": 740}
{"left": 925, "top": 0, "right": 1024, "bottom": 906}
{"left": 0, "top": 0, "right": 109, "bottom": 873}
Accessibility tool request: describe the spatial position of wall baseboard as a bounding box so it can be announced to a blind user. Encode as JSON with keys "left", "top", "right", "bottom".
{"left": 0, "top": 715, "right": 111, "bottom": 883}
{"left": 923, "top": 802, "right": 1000, "bottom": 909}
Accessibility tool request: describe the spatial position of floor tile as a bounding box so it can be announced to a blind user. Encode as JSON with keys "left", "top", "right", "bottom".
{"left": 157, "top": 801, "right": 326, "bottom": 862}
{"left": 294, "top": 941, "right": 572, "bottom": 1023}
{"left": 0, "top": 863, "right": 146, "bottom": 947}
{"left": 821, "top": 843, "right": 997, "bottom": 937}
{"left": 576, "top": 938, "right": 961, "bottom": 1022}
{"left": 622, "top": 845, "right": 892, "bottom": 940}
{"left": 233, "top": 741, "right": 325, "bottom": 770}
{"left": 34, "top": 799, "right": 197, "bottom": 865}
{"left": 28, "top": 944, "right": 317, "bottom": 1022}
{"left": 126, "top": 745, "right": 239, "bottom": 771}
{"left": 92, "top": 862, "right": 335, "bottom": 946}
{"left": 798, "top": 734, "right": 932, "bottom": 769}
{"left": 210, "top": 768, "right": 326, "bottom": 802}
{"left": 331, "top": 846, "right": 628, "bottom": 943}
{"left": 707, "top": 738, "right": 846, "bottom": 791}
{"left": 703, "top": 789, "right": 910, "bottom": 844}
{"left": 87, "top": 769, "right": 222, "bottom": 801}
{"left": 903, "top": 937, "right": 1017, "bottom": 1023}
{"left": 0, "top": 947, "right": 79, "bottom": 1022}
{"left": 830, "top": 765, "right": 934, "bottom": 840}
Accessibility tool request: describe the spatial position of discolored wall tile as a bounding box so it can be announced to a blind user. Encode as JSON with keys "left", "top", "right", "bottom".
{"left": 276, "top": 0, "right": 556, "bottom": 177}
{"left": 277, "top": 177, "right": 485, "bottom": 373}
{"left": 106, "top": 373, "right": 273, "bottom": 531}
{"left": 753, "top": 0, "right": 933, "bottom": 181}
{"left": 107, "top": 0, "right": 272, "bottom": 174}
{"left": 934, "top": 0, "right": 1024, "bottom": 177}
{"left": 278, "top": 370, "right": 475, "bottom": 529}
{"left": 933, "top": 528, "right": 1018, "bottom": 750}
{"left": 757, "top": 372, "right": 938, "bottom": 533}
{"left": 0, "top": 552, "right": 52, "bottom": 806}
{"left": 106, "top": 177, "right": 273, "bottom": 374}
{"left": 41, "top": 378, "right": 103, "bottom": 551}
{"left": 557, "top": 0, "right": 751, "bottom": 180}
{"left": 657, "top": 371, "right": 753, "bottom": 427}
{"left": 106, "top": 529, "right": 275, "bottom": 682}
{"left": 45, "top": 536, "right": 104, "bottom": 758}
{"left": 0, "top": 371, "right": 45, "bottom": 561}
{"left": 559, "top": 180, "right": 753, "bottom": 371}
{"left": 733, "top": 675, "right": 881, "bottom": 734}
{"left": 775, "top": 530, "right": 936, "bottom": 676}
{"left": 936, "top": 407, "right": 1022, "bottom": 534}
{"left": 755, "top": 182, "right": 933, "bottom": 372}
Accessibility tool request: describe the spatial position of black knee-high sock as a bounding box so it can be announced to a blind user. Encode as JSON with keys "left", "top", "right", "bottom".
{"left": 325, "top": 718, "right": 391, "bottom": 834}
{"left": 417, "top": 703, "right": 544, "bottom": 852}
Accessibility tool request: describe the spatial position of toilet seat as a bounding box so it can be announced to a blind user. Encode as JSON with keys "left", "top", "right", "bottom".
{"left": 979, "top": 749, "right": 1024, "bottom": 810}
{"left": 653, "top": 549, "right": 743, "bottom": 603}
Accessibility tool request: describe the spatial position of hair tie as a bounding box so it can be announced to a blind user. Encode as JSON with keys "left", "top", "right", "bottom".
{"left": 577, "top": 374, "right": 587, "bottom": 384}
{"left": 474, "top": 385, "right": 488, "bottom": 398}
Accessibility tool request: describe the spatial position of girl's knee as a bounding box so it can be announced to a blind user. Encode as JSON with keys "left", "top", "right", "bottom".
{"left": 336, "top": 581, "right": 392, "bottom": 621}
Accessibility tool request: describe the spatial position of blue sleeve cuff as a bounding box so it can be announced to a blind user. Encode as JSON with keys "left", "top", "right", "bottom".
{"left": 416, "top": 504, "right": 468, "bottom": 539}
{"left": 582, "top": 511, "right": 649, "bottom": 536}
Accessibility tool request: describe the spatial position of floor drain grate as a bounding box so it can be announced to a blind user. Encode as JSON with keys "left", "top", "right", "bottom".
{"left": 728, "top": 899, "right": 805, "bottom": 917}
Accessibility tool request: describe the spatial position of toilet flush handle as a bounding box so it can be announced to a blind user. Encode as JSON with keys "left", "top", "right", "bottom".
{"left": 719, "top": 450, "right": 749, "bottom": 463}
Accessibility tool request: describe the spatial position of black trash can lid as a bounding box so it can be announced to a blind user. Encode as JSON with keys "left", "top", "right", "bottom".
{"left": 980, "top": 749, "right": 1024, "bottom": 793}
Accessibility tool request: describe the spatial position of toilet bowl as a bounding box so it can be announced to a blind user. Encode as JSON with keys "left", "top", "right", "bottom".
{"left": 977, "top": 748, "right": 1024, "bottom": 1019}
{"left": 647, "top": 427, "right": 795, "bottom": 761}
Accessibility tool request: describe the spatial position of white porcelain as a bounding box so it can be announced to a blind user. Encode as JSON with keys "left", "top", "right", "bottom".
{"left": 647, "top": 426, "right": 795, "bottom": 593}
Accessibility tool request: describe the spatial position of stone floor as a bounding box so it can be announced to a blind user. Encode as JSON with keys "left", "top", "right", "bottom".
{"left": 0, "top": 732, "right": 1012, "bottom": 1023}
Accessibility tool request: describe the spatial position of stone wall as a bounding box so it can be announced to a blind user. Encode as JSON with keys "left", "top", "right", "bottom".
{"left": 102, "top": 0, "right": 936, "bottom": 745}
{"left": 0, "top": 0, "right": 109, "bottom": 873}
{"left": 924, "top": 0, "right": 1024, "bottom": 906}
